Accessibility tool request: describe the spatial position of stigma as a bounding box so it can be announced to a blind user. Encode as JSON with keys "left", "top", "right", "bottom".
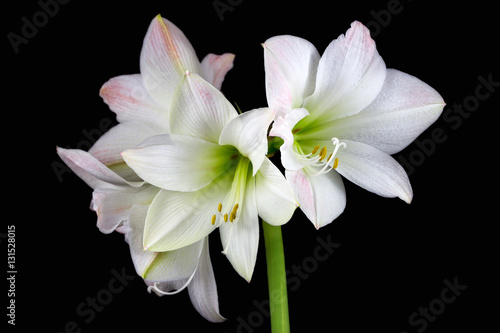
{"left": 297, "top": 137, "right": 346, "bottom": 176}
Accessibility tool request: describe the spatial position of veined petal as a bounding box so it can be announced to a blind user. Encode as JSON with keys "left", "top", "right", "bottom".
{"left": 255, "top": 158, "right": 298, "bottom": 226}
{"left": 263, "top": 35, "right": 320, "bottom": 117}
{"left": 219, "top": 177, "right": 259, "bottom": 282}
{"left": 335, "top": 140, "right": 413, "bottom": 203}
{"left": 126, "top": 205, "right": 204, "bottom": 281}
{"left": 91, "top": 185, "right": 159, "bottom": 234}
{"left": 142, "top": 242, "right": 204, "bottom": 282}
{"left": 201, "top": 53, "right": 235, "bottom": 90}
{"left": 188, "top": 237, "right": 226, "bottom": 322}
{"left": 329, "top": 69, "right": 446, "bottom": 154}
{"left": 140, "top": 15, "right": 202, "bottom": 107}
{"left": 219, "top": 108, "right": 275, "bottom": 175}
{"left": 56, "top": 147, "right": 144, "bottom": 189}
{"left": 89, "top": 120, "right": 167, "bottom": 167}
{"left": 144, "top": 175, "right": 231, "bottom": 251}
{"left": 169, "top": 73, "right": 237, "bottom": 144}
{"left": 99, "top": 74, "right": 168, "bottom": 126}
{"left": 126, "top": 205, "right": 155, "bottom": 276}
{"left": 303, "top": 21, "right": 386, "bottom": 123}
{"left": 285, "top": 168, "right": 346, "bottom": 229}
{"left": 122, "top": 134, "right": 237, "bottom": 192}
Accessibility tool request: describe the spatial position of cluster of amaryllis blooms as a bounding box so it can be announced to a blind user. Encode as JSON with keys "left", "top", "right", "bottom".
{"left": 57, "top": 14, "right": 444, "bottom": 322}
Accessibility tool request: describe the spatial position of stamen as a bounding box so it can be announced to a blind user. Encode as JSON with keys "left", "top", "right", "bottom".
{"left": 295, "top": 137, "right": 346, "bottom": 177}
{"left": 333, "top": 158, "right": 339, "bottom": 169}
{"left": 212, "top": 202, "right": 242, "bottom": 226}
{"left": 318, "top": 146, "right": 327, "bottom": 161}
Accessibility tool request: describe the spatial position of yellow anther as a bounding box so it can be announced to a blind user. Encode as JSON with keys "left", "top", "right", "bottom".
{"left": 224, "top": 214, "right": 228, "bottom": 222}
{"left": 319, "top": 146, "right": 327, "bottom": 161}
{"left": 327, "top": 153, "right": 333, "bottom": 162}
{"left": 333, "top": 158, "right": 339, "bottom": 169}
{"left": 218, "top": 203, "right": 223, "bottom": 212}
{"left": 211, "top": 215, "right": 216, "bottom": 225}
{"left": 311, "top": 145, "right": 320, "bottom": 154}
{"left": 229, "top": 211, "right": 236, "bottom": 222}
{"left": 232, "top": 203, "right": 239, "bottom": 214}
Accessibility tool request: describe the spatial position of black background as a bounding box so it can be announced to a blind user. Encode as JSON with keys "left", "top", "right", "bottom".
{"left": 5, "top": 0, "right": 498, "bottom": 332}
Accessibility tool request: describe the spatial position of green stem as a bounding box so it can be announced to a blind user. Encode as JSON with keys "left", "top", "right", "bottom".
{"left": 262, "top": 221, "right": 290, "bottom": 333}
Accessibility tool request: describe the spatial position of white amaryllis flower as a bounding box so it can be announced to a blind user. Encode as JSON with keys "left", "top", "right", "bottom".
{"left": 122, "top": 72, "right": 298, "bottom": 282}
{"left": 56, "top": 14, "right": 235, "bottom": 321}
{"left": 264, "top": 21, "right": 445, "bottom": 229}
{"left": 94, "top": 14, "right": 235, "bottom": 174}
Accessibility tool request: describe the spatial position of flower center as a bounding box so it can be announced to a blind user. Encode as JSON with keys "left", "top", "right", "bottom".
{"left": 296, "top": 137, "right": 347, "bottom": 176}
{"left": 209, "top": 157, "right": 251, "bottom": 254}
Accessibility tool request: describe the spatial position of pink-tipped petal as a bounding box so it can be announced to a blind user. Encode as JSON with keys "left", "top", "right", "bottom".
{"left": 56, "top": 147, "right": 144, "bottom": 189}
{"left": 140, "top": 15, "right": 202, "bottom": 107}
{"left": 286, "top": 168, "right": 346, "bottom": 229}
{"left": 99, "top": 74, "right": 168, "bottom": 125}
{"left": 201, "top": 53, "right": 235, "bottom": 90}
{"left": 304, "top": 21, "right": 386, "bottom": 122}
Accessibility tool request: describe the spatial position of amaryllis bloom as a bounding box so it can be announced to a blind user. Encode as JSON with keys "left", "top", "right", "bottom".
{"left": 264, "top": 21, "right": 445, "bottom": 229}
{"left": 122, "top": 72, "right": 298, "bottom": 282}
{"left": 56, "top": 14, "right": 235, "bottom": 321}
{"left": 94, "top": 14, "right": 235, "bottom": 173}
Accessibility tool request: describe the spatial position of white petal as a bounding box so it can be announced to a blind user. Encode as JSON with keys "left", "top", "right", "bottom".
{"left": 200, "top": 53, "right": 235, "bottom": 90}
{"left": 122, "top": 134, "right": 236, "bottom": 192}
{"left": 89, "top": 120, "right": 167, "bottom": 167}
{"left": 286, "top": 168, "right": 346, "bottom": 229}
{"left": 188, "top": 237, "right": 226, "bottom": 322}
{"left": 303, "top": 21, "right": 386, "bottom": 123}
{"left": 143, "top": 175, "right": 231, "bottom": 251}
{"left": 329, "top": 68, "right": 445, "bottom": 154}
{"left": 125, "top": 205, "right": 155, "bottom": 275}
{"left": 169, "top": 73, "right": 237, "bottom": 144}
{"left": 219, "top": 108, "right": 275, "bottom": 175}
{"left": 143, "top": 243, "right": 204, "bottom": 282}
{"left": 336, "top": 140, "right": 413, "bottom": 203}
{"left": 255, "top": 158, "right": 298, "bottom": 226}
{"left": 99, "top": 74, "right": 168, "bottom": 125}
{"left": 219, "top": 177, "right": 259, "bottom": 282}
{"left": 56, "top": 147, "right": 144, "bottom": 189}
{"left": 263, "top": 35, "right": 320, "bottom": 117}
{"left": 91, "top": 185, "right": 159, "bottom": 234}
{"left": 269, "top": 108, "right": 310, "bottom": 170}
{"left": 126, "top": 205, "right": 204, "bottom": 281}
{"left": 140, "top": 15, "right": 202, "bottom": 107}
